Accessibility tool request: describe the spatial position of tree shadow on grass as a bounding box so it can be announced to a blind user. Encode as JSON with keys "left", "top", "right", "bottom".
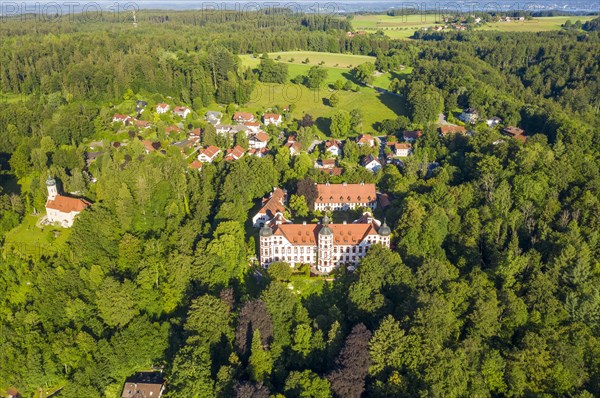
{"left": 376, "top": 92, "right": 407, "bottom": 118}
{"left": 316, "top": 116, "right": 331, "bottom": 136}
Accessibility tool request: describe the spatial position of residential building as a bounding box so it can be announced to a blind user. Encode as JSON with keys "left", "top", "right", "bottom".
{"left": 362, "top": 154, "right": 382, "bottom": 173}
{"left": 224, "top": 145, "right": 245, "bottom": 161}
{"left": 458, "top": 108, "right": 479, "bottom": 124}
{"left": 233, "top": 112, "right": 255, "bottom": 123}
{"left": 249, "top": 131, "right": 269, "bottom": 149}
{"left": 259, "top": 213, "right": 391, "bottom": 273}
{"left": 156, "top": 103, "right": 170, "bottom": 114}
{"left": 314, "top": 159, "right": 336, "bottom": 170}
{"left": 314, "top": 182, "right": 377, "bottom": 211}
{"left": 45, "top": 177, "right": 91, "bottom": 228}
{"left": 165, "top": 125, "right": 182, "bottom": 135}
{"left": 248, "top": 147, "right": 269, "bottom": 158}
{"left": 244, "top": 121, "right": 261, "bottom": 133}
{"left": 215, "top": 124, "right": 235, "bottom": 135}
{"left": 357, "top": 134, "right": 375, "bottom": 147}
{"left": 188, "top": 160, "right": 203, "bottom": 171}
{"left": 325, "top": 140, "right": 342, "bottom": 157}
{"left": 197, "top": 145, "right": 221, "bottom": 163}
{"left": 205, "top": 111, "right": 222, "bottom": 125}
{"left": 133, "top": 119, "right": 151, "bottom": 129}
{"left": 174, "top": 106, "right": 191, "bottom": 118}
{"left": 285, "top": 141, "right": 301, "bottom": 156}
{"left": 263, "top": 113, "right": 283, "bottom": 126}
{"left": 502, "top": 126, "right": 527, "bottom": 143}
{"left": 112, "top": 114, "right": 132, "bottom": 124}
{"left": 252, "top": 187, "right": 288, "bottom": 227}
{"left": 121, "top": 372, "right": 165, "bottom": 398}
{"left": 141, "top": 140, "right": 158, "bottom": 154}
{"left": 402, "top": 130, "right": 423, "bottom": 142}
{"left": 439, "top": 125, "right": 467, "bottom": 136}
{"left": 387, "top": 142, "right": 413, "bottom": 157}
{"left": 486, "top": 117, "right": 502, "bottom": 127}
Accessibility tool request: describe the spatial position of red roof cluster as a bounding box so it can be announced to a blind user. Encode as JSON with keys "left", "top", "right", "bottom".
{"left": 315, "top": 183, "right": 376, "bottom": 205}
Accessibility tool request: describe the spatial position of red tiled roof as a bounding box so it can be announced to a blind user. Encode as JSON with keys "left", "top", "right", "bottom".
{"left": 258, "top": 188, "right": 286, "bottom": 218}
{"left": 315, "top": 183, "right": 376, "bottom": 204}
{"left": 286, "top": 142, "right": 301, "bottom": 153}
{"left": 274, "top": 222, "right": 377, "bottom": 245}
{"left": 201, "top": 145, "right": 221, "bottom": 158}
{"left": 255, "top": 131, "right": 269, "bottom": 142}
{"left": 134, "top": 119, "right": 151, "bottom": 128}
{"left": 113, "top": 113, "right": 130, "bottom": 121}
{"left": 189, "top": 160, "right": 203, "bottom": 170}
{"left": 263, "top": 113, "right": 282, "bottom": 120}
{"left": 244, "top": 121, "right": 261, "bottom": 127}
{"left": 46, "top": 195, "right": 91, "bottom": 213}
{"left": 439, "top": 125, "right": 467, "bottom": 136}
{"left": 387, "top": 142, "right": 412, "bottom": 150}
{"left": 403, "top": 130, "right": 423, "bottom": 140}
{"left": 174, "top": 106, "right": 189, "bottom": 112}
{"left": 225, "top": 145, "right": 245, "bottom": 160}
{"left": 157, "top": 103, "right": 169, "bottom": 109}
{"left": 357, "top": 134, "right": 374, "bottom": 144}
{"left": 233, "top": 112, "right": 254, "bottom": 121}
{"left": 141, "top": 140, "right": 157, "bottom": 152}
{"left": 325, "top": 140, "right": 341, "bottom": 149}
{"left": 165, "top": 125, "right": 182, "bottom": 134}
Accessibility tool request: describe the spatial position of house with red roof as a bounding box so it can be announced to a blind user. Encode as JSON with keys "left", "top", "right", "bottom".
{"left": 188, "top": 160, "right": 203, "bottom": 171}
{"left": 174, "top": 106, "right": 191, "bottom": 118}
{"left": 402, "top": 130, "right": 423, "bottom": 142}
{"left": 45, "top": 177, "right": 91, "bottom": 228}
{"left": 263, "top": 113, "right": 283, "bottom": 126}
{"left": 224, "top": 145, "right": 246, "bottom": 161}
{"left": 197, "top": 145, "right": 221, "bottom": 163}
{"left": 253, "top": 187, "right": 288, "bottom": 227}
{"left": 502, "top": 126, "right": 527, "bottom": 143}
{"left": 357, "top": 134, "right": 375, "bottom": 147}
{"left": 439, "top": 125, "right": 467, "bottom": 136}
{"left": 156, "top": 103, "right": 170, "bottom": 114}
{"left": 325, "top": 140, "right": 342, "bottom": 157}
{"left": 233, "top": 112, "right": 255, "bottom": 123}
{"left": 285, "top": 141, "right": 301, "bottom": 156}
{"left": 314, "top": 182, "right": 377, "bottom": 211}
{"left": 249, "top": 131, "right": 269, "bottom": 149}
{"left": 387, "top": 141, "right": 413, "bottom": 157}
{"left": 113, "top": 114, "right": 132, "bottom": 124}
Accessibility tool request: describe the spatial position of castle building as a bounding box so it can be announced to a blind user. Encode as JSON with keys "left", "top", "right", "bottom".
{"left": 259, "top": 212, "right": 390, "bottom": 274}
{"left": 314, "top": 182, "right": 377, "bottom": 212}
{"left": 45, "top": 177, "right": 91, "bottom": 228}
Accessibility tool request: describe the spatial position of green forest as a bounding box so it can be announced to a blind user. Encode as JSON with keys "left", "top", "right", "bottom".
{"left": 1, "top": 9, "right": 599, "bottom": 398}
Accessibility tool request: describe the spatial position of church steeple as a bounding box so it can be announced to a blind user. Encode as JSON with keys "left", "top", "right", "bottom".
{"left": 46, "top": 174, "right": 58, "bottom": 200}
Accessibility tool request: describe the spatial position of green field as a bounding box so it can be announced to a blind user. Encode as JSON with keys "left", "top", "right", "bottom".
{"left": 480, "top": 16, "right": 597, "bottom": 32}
{"left": 4, "top": 215, "right": 72, "bottom": 259}
{"left": 351, "top": 14, "right": 598, "bottom": 39}
{"left": 242, "top": 51, "right": 375, "bottom": 69}
{"left": 239, "top": 52, "right": 406, "bottom": 135}
{"left": 352, "top": 14, "right": 440, "bottom": 39}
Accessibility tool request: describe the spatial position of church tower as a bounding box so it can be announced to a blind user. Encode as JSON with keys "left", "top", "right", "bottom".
{"left": 317, "top": 215, "right": 334, "bottom": 273}
{"left": 46, "top": 176, "right": 58, "bottom": 201}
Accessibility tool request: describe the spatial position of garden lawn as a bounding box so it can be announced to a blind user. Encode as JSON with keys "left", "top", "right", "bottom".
{"left": 4, "top": 215, "right": 72, "bottom": 259}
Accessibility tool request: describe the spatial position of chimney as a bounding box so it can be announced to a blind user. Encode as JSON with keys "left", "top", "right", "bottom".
{"left": 303, "top": 221, "right": 307, "bottom": 225}
{"left": 342, "top": 182, "right": 347, "bottom": 186}
{"left": 343, "top": 221, "right": 347, "bottom": 224}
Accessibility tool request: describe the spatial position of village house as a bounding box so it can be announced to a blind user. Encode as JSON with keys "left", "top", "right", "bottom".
{"left": 133, "top": 119, "right": 151, "bottom": 129}
{"left": 387, "top": 142, "right": 413, "bottom": 157}
{"left": 486, "top": 117, "right": 502, "bottom": 128}
{"left": 249, "top": 131, "right": 269, "bottom": 150}
{"left": 314, "top": 158, "right": 336, "bottom": 170}
{"left": 502, "top": 126, "right": 527, "bottom": 143}
{"left": 121, "top": 372, "right": 165, "bottom": 398}
{"left": 215, "top": 124, "right": 235, "bottom": 135}
{"left": 112, "top": 114, "right": 132, "bottom": 124}
{"left": 285, "top": 141, "right": 301, "bottom": 156}
{"left": 233, "top": 111, "right": 255, "bottom": 123}
{"left": 189, "top": 127, "right": 202, "bottom": 138}
{"left": 325, "top": 140, "right": 342, "bottom": 157}
{"left": 197, "top": 145, "right": 221, "bottom": 163}
{"left": 259, "top": 212, "right": 390, "bottom": 273}
{"left": 314, "top": 182, "right": 377, "bottom": 211}
{"left": 439, "top": 125, "right": 467, "bottom": 136}
{"left": 156, "top": 103, "right": 170, "bottom": 114}
{"left": 248, "top": 147, "right": 269, "bottom": 158}
{"left": 458, "top": 108, "right": 479, "bottom": 124}
{"left": 402, "top": 130, "right": 423, "bottom": 142}
{"left": 252, "top": 187, "right": 288, "bottom": 227}
{"left": 188, "top": 160, "right": 203, "bottom": 171}
{"left": 141, "top": 140, "right": 158, "bottom": 154}
{"left": 205, "top": 111, "right": 222, "bottom": 125}
{"left": 45, "top": 177, "right": 91, "bottom": 228}
{"left": 263, "top": 113, "right": 283, "bottom": 126}
{"left": 135, "top": 100, "right": 147, "bottom": 114}
{"left": 244, "top": 121, "right": 261, "bottom": 133}
{"left": 174, "top": 106, "right": 191, "bottom": 118}
{"left": 224, "top": 145, "right": 246, "bottom": 161}
{"left": 165, "top": 125, "right": 182, "bottom": 135}
{"left": 357, "top": 134, "right": 375, "bottom": 147}
{"left": 362, "top": 154, "right": 382, "bottom": 173}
